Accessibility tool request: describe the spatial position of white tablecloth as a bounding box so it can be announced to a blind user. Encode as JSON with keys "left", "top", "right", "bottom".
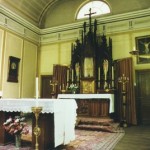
{"left": 0, "top": 98, "right": 77, "bottom": 147}
{"left": 58, "top": 94, "right": 114, "bottom": 113}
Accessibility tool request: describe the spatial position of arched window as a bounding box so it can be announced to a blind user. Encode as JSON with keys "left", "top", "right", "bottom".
{"left": 77, "top": 1, "right": 110, "bottom": 19}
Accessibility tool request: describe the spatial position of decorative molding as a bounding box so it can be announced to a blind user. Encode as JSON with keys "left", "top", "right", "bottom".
{"left": 41, "top": 8, "right": 150, "bottom": 35}
{"left": 0, "top": 5, "right": 40, "bottom": 33}
{"left": 0, "top": 6, "right": 40, "bottom": 43}
{"left": 0, "top": 5, "right": 150, "bottom": 44}
{"left": 40, "top": 29, "right": 80, "bottom": 44}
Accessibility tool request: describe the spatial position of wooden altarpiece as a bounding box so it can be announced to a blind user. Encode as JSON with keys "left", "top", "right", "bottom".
{"left": 69, "top": 11, "right": 113, "bottom": 93}
{"left": 66, "top": 10, "right": 114, "bottom": 117}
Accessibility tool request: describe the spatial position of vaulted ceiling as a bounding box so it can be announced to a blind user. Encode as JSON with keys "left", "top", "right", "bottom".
{"left": 0, "top": 0, "right": 150, "bottom": 29}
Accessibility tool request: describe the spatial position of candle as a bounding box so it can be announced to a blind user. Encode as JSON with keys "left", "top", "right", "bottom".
{"left": 67, "top": 69, "right": 69, "bottom": 82}
{"left": 98, "top": 67, "right": 100, "bottom": 80}
{"left": 72, "top": 69, "right": 74, "bottom": 82}
{"left": 36, "top": 77, "right": 39, "bottom": 99}
{"left": 112, "top": 66, "right": 114, "bottom": 80}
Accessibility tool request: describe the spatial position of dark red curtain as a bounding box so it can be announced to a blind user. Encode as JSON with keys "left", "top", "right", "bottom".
{"left": 114, "top": 57, "right": 137, "bottom": 125}
{"left": 53, "top": 64, "right": 68, "bottom": 94}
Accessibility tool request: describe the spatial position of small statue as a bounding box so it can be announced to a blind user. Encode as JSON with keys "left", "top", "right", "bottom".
{"left": 103, "top": 59, "right": 108, "bottom": 89}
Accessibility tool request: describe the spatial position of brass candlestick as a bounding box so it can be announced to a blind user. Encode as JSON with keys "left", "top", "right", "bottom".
{"left": 32, "top": 106, "right": 42, "bottom": 150}
{"left": 61, "top": 84, "right": 66, "bottom": 93}
{"left": 118, "top": 74, "right": 129, "bottom": 127}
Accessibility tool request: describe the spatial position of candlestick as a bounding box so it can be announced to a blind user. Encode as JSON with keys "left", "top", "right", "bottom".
{"left": 129, "top": 46, "right": 139, "bottom": 55}
{"left": 32, "top": 106, "right": 42, "bottom": 150}
{"left": 118, "top": 74, "right": 129, "bottom": 91}
{"left": 118, "top": 74, "right": 129, "bottom": 127}
{"left": 61, "top": 84, "right": 66, "bottom": 93}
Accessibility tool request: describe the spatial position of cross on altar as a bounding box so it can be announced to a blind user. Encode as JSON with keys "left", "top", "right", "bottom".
{"left": 50, "top": 79, "right": 58, "bottom": 95}
{"left": 84, "top": 8, "right": 96, "bottom": 31}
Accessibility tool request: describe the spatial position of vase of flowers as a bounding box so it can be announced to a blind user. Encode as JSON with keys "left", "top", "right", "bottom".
{"left": 3, "top": 116, "right": 29, "bottom": 148}
{"left": 68, "top": 83, "right": 79, "bottom": 94}
{"left": 15, "top": 133, "right": 21, "bottom": 148}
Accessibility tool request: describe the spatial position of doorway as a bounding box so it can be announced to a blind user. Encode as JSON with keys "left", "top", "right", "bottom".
{"left": 136, "top": 69, "right": 150, "bottom": 125}
{"left": 41, "top": 75, "right": 53, "bottom": 98}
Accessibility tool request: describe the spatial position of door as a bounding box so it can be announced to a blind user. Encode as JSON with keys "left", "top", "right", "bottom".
{"left": 41, "top": 75, "right": 52, "bottom": 98}
{"left": 136, "top": 70, "right": 150, "bottom": 125}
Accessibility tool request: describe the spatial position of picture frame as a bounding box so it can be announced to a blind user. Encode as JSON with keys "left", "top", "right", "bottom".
{"left": 7, "top": 56, "right": 20, "bottom": 82}
{"left": 80, "top": 78, "right": 95, "bottom": 94}
{"left": 136, "top": 35, "right": 150, "bottom": 64}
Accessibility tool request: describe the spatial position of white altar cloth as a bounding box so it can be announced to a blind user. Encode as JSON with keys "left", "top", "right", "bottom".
{"left": 58, "top": 94, "right": 114, "bottom": 113}
{"left": 0, "top": 98, "right": 77, "bottom": 147}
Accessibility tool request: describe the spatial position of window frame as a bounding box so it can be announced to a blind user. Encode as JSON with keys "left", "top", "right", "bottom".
{"left": 76, "top": 0, "right": 111, "bottom": 20}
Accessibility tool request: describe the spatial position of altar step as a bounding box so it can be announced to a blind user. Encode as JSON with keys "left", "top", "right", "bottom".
{"left": 76, "top": 117, "right": 122, "bottom": 133}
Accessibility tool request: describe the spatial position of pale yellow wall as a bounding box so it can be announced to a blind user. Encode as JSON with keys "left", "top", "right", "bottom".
{"left": 40, "top": 29, "right": 150, "bottom": 80}
{"left": 108, "top": 29, "right": 150, "bottom": 84}
{"left": 0, "top": 13, "right": 150, "bottom": 98}
{"left": 40, "top": 41, "right": 72, "bottom": 75}
{"left": 40, "top": 44, "right": 59, "bottom": 75}
{"left": 21, "top": 40, "right": 37, "bottom": 98}
{"left": 0, "top": 27, "right": 38, "bottom": 98}
{"left": 111, "top": 33, "right": 131, "bottom": 60}
{"left": 59, "top": 42, "right": 72, "bottom": 65}
{"left": 0, "top": 29, "right": 4, "bottom": 90}
{"left": 108, "top": 29, "right": 150, "bottom": 69}
{"left": 2, "top": 32, "right": 23, "bottom": 98}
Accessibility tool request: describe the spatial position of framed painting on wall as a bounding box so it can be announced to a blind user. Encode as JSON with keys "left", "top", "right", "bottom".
{"left": 136, "top": 35, "right": 150, "bottom": 64}
{"left": 7, "top": 56, "right": 20, "bottom": 82}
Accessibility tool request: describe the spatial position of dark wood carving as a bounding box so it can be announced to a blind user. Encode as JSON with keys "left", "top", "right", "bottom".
{"left": 70, "top": 10, "right": 113, "bottom": 93}
{"left": 76, "top": 99, "right": 110, "bottom": 117}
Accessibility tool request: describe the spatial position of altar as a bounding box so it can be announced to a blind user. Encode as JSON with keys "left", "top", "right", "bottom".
{"left": 58, "top": 94, "right": 114, "bottom": 117}
{"left": 0, "top": 99, "right": 77, "bottom": 150}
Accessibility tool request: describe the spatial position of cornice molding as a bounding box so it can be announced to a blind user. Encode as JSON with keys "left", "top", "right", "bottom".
{"left": 0, "top": 5, "right": 40, "bottom": 34}
{"left": 41, "top": 8, "right": 150, "bottom": 34}
{"left": 98, "top": 8, "right": 150, "bottom": 24}
{"left": 0, "top": 5, "right": 150, "bottom": 44}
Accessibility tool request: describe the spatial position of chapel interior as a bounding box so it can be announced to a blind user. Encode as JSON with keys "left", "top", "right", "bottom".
{"left": 0, "top": 0, "right": 150, "bottom": 150}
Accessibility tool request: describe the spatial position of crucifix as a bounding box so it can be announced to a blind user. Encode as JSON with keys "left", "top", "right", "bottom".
{"left": 50, "top": 78, "right": 58, "bottom": 98}
{"left": 84, "top": 8, "right": 96, "bottom": 32}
